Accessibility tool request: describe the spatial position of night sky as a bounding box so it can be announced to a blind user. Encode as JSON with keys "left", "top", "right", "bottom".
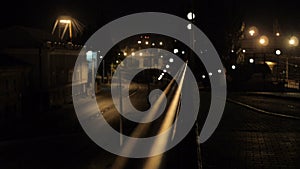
{"left": 0, "top": 0, "right": 299, "bottom": 52}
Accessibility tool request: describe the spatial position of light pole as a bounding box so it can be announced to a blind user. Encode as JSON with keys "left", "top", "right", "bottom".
{"left": 258, "top": 35, "right": 269, "bottom": 63}
{"left": 287, "top": 36, "right": 299, "bottom": 86}
{"left": 258, "top": 35, "right": 269, "bottom": 89}
{"left": 275, "top": 49, "right": 281, "bottom": 83}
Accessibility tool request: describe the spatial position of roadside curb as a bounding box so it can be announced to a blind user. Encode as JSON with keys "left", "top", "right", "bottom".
{"left": 244, "top": 92, "right": 300, "bottom": 101}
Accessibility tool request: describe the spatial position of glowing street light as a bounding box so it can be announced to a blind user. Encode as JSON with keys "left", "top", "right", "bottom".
{"left": 288, "top": 36, "right": 299, "bottom": 47}
{"left": 187, "top": 12, "right": 195, "bottom": 20}
{"left": 159, "top": 41, "right": 163, "bottom": 46}
{"left": 259, "top": 35, "right": 269, "bottom": 46}
{"left": 138, "top": 40, "right": 142, "bottom": 44}
{"left": 187, "top": 23, "right": 192, "bottom": 30}
{"left": 248, "top": 26, "right": 258, "bottom": 37}
{"left": 52, "top": 16, "right": 84, "bottom": 41}
{"left": 59, "top": 19, "right": 71, "bottom": 24}
{"left": 231, "top": 65, "right": 236, "bottom": 70}
{"left": 173, "top": 49, "right": 179, "bottom": 54}
{"left": 276, "top": 32, "right": 280, "bottom": 36}
{"left": 275, "top": 49, "right": 281, "bottom": 56}
{"left": 249, "top": 58, "right": 254, "bottom": 63}
{"left": 145, "top": 41, "right": 149, "bottom": 45}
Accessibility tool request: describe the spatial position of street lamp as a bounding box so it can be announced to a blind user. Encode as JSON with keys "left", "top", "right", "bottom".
{"left": 288, "top": 36, "right": 299, "bottom": 47}
{"left": 286, "top": 36, "right": 299, "bottom": 84}
{"left": 275, "top": 49, "right": 282, "bottom": 82}
{"left": 248, "top": 26, "right": 258, "bottom": 37}
{"left": 259, "top": 35, "right": 269, "bottom": 46}
{"left": 249, "top": 58, "right": 254, "bottom": 63}
{"left": 187, "top": 12, "right": 195, "bottom": 20}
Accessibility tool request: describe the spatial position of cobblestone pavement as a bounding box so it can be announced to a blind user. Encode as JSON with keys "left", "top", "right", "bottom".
{"left": 201, "top": 99, "right": 300, "bottom": 169}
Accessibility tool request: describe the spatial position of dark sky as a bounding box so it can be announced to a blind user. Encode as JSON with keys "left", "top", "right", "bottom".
{"left": 0, "top": 0, "right": 299, "bottom": 51}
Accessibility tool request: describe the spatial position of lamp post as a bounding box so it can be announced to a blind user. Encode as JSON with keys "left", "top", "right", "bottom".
{"left": 258, "top": 35, "right": 269, "bottom": 64}
{"left": 275, "top": 49, "right": 281, "bottom": 83}
{"left": 258, "top": 35, "right": 269, "bottom": 90}
{"left": 287, "top": 36, "right": 299, "bottom": 86}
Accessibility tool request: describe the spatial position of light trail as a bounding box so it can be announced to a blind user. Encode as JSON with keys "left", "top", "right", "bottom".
{"left": 111, "top": 63, "right": 187, "bottom": 169}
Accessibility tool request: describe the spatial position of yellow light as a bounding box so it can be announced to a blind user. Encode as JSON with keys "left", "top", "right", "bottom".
{"left": 124, "top": 52, "right": 127, "bottom": 56}
{"left": 131, "top": 52, "right": 135, "bottom": 56}
{"left": 289, "top": 36, "right": 299, "bottom": 46}
{"left": 139, "top": 52, "right": 143, "bottom": 56}
{"left": 145, "top": 41, "right": 149, "bottom": 45}
{"left": 259, "top": 38, "right": 265, "bottom": 44}
{"left": 259, "top": 35, "right": 269, "bottom": 46}
{"left": 249, "top": 30, "right": 255, "bottom": 36}
{"left": 59, "top": 19, "right": 71, "bottom": 24}
{"left": 248, "top": 26, "right": 258, "bottom": 37}
{"left": 276, "top": 32, "right": 280, "bottom": 36}
{"left": 265, "top": 61, "right": 276, "bottom": 66}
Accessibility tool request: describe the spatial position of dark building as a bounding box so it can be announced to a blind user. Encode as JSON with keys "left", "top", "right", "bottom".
{"left": 0, "top": 26, "right": 88, "bottom": 119}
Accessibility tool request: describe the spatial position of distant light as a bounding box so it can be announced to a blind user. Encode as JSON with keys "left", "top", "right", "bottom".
{"left": 249, "top": 30, "right": 255, "bottom": 36}
{"left": 160, "top": 55, "right": 163, "bottom": 58}
{"left": 202, "top": 75, "right": 206, "bottom": 79}
{"left": 86, "top": 51, "right": 93, "bottom": 56}
{"left": 116, "top": 60, "right": 119, "bottom": 63}
{"left": 152, "top": 43, "right": 155, "bottom": 46}
{"left": 187, "top": 24, "right": 192, "bottom": 30}
{"left": 208, "top": 72, "right": 212, "bottom": 76}
{"left": 138, "top": 40, "right": 142, "bottom": 44}
{"left": 259, "top": 35, "right": 269, "bottom": 46}
{"left": 166, "top": 64, "right": 170, "bottom": 69}
{"left": 99, "top": 55, "right": 103, "bottom": 59}
{"left": 124, "top": 52, "right": 127, "bottom": 56}
{"left": 217, "top": 69, "right": 222, "bottom": 73}
{"left": 145, "top": 41, "right": 149, "bottom": 45}
{"left": 231, "top": 65, "right": 236, "bottom": 70}
{"left": 161, "top": 73, "right": 165, "bottom": 75}
{"left": 242, "top": 49, "right": 246, "bottom": 53}
{"left": 231, "top": 49, "right": 234, "bottom": 53}
{"left": 173, "top": 49, "right": 179, "bottom": 54}
{"left": 158, "top": 75, "right": 162, "bottom": 81}
{"left": 163, "top": 69, "right": 167, "bottom": 73}
{"left": 187, "top": 12, "right": 195, "bottom": 20}
{"left": 98, "top": 50, "right": 101, "bottom": 53}
{"left": 289, "top": 39, "right": 295, "bottom": 45}
{"left": 139, "top": 52, "right": 143, "bottom": 56}
{"left": 276, "top": 32, "right": 280, "bottom": 36}
{"left": 59, "top": 19, "right": 71, "bottom": 24}
{"left": 181, "top": 50, "right": 185, "bottom": 54}
{"left": 249, "top": 58, "right": 254, "bottom": 63}
{"left": 289, "top": 36, "right": 299, "bottom": 46}
{"left": 118, "top": 53, "right": 121, "bottom": 56}
{"left": 159, "top": 41, "right": 163, "bottom": 46}
{"left": 169, "top": 58, "right": 174, "bottom": 63}
{"left": 265, "top": 61, "right": 276, "bottom": 66}
{"left": 275, "top": 49, "right": 281, "bottom": 56}
{"left": 248, "top": 26, "right": 258, "bottom": 37}
{"left": 131, "top": 52, "right": 135, "bottom": 56}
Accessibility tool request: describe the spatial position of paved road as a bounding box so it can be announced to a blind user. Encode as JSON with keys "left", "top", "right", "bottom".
{"left": 0, "top": 82, "right": 200, "bottom": 169}
{"left": 201, "top": 94, "right": 300, "bottom": 169}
